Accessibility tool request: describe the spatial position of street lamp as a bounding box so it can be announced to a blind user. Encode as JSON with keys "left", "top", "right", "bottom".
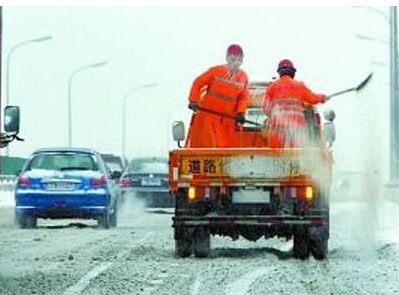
{"left": 6, "top": 35, "right": 52, "bottom": 106}
{"left": 354, "top": 6, "right": 399, "bottom": 182}
{"left": 371, "top": 61, "right": 388, "bottom": 67}
{"left": 5, "top": 35, "right": 52, "bottom": 157}
{"left": 353, "top": 6, "right": 390, "bottom": 22}
{"left": 121, "top": 83, "right": 157, "bottom": 164}
{"left": 67, "top": 61, "right": 107, "bottom": 147}
{"left": 355, "top": 34, "right": 390, "bottom": 45}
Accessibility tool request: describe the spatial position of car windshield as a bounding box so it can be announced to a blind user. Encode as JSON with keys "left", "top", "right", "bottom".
{"left": 27, "top": 153, "right": 98, "bottom": 171}
{"left": 128, "top": 162, "right": 168, "bottom": 174}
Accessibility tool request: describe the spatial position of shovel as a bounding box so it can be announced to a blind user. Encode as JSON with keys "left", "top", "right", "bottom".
{"left": 326, "top": 72, "right": 373, "bottom": 100}
{"left": 195, "top": 106, "right": 262, "bottom": 127}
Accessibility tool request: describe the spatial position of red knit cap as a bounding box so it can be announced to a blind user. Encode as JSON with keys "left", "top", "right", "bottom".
{"left": 226, "top": 44, "right": 244, "bottom": 57}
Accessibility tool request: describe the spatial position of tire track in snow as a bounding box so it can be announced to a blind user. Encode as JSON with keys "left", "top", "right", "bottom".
{"left": 190, "top": 275, "right": 202, "bottom": 295}
{"left": 63, "top": 231, "right": 154, "bottom": 295}
{"left": 225, "top": 267, "right": 270, "bottom": 295}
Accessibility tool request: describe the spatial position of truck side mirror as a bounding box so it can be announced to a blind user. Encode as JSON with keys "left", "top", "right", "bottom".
{"left": 323, "top": 109, "right": 336, "bottom": 148}
{"left": 172, "top": 121, "right": 185, "bottom": 147}
{"left": 4, "top": 106, "right": 20, "bottom": 133}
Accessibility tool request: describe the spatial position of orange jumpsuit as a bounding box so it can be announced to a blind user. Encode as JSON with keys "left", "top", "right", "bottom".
{"left": 188, "top": 65, "right": 249, "bottom": 148}
{"left": 262, "top": 75, "right": 325, "bottom": 148}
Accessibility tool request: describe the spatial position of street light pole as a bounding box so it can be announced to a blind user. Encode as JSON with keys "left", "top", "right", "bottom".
{"left": 354, "top": 6, "right": 399, "bottom": 183}
{"left": 353, "top": 6, "right": 390, "bottom": 22}
{"left": 121, "top": 83, "right": 157, "bottom": 164}
{"left": 355, "top": 34, "right": 390, "bottom": 45}
{"left": 67, "top": 61, "right": 107, "bottom": 147}
{"left": 389, "top": 6, "right": 399, "bottom": 182}
{"left": 5, "top": 35, "right": 52, "bottom": 157}
{"left": 6, "top": 35, "right": 52, "bottom": 106}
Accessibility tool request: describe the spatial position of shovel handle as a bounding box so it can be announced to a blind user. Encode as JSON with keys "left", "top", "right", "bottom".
{"left": 196, "top": 106, "right": 262, "bottom": 127}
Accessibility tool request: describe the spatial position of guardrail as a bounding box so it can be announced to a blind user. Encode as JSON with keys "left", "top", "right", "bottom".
{"left": 0, "top": 175, "right": 17, "bottom": 191}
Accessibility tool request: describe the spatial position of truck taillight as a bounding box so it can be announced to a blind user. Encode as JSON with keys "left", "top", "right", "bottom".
{"left": 188, "top": 187, "right": 196, "bottom": 200}
{"left": 305, "top": 186, "right": 314, "bottom": 201}
{"left": 288, "top": 186, "right": 314, "bottom": 202}
{"left": 187, "top": 186, "right": 204, "bottom": 201}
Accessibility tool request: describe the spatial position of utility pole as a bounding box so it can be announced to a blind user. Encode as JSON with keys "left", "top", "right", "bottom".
{"left": 390, "top": 6, "right": 399, "bottom": 183}
{"left": 0, "top": 7, "right": 3, "bottom": 112}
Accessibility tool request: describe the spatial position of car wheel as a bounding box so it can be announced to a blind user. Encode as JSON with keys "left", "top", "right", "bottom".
{"left": 98, "top": 211, "right": 110, "bottom": 229}
{"left": 110, "top": 206, "right": 118, "bottom": 228}
{"left": 16, "top": 212, "right": 37, "bottom": 229}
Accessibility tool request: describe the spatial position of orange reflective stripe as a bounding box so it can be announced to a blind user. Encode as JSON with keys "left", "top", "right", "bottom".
{"left": 207, "top": 89, "right": 236, "bottom": 102}
{"left": 214, "top": 76, "right": 246, "bottom": 88}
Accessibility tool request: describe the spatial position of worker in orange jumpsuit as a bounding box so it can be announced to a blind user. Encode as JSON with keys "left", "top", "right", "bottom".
{"left": 262, "top": 59, "right": 328, "bottom": 148}
{"left": 187, "top": 44, "right": 249, "bottom": 148}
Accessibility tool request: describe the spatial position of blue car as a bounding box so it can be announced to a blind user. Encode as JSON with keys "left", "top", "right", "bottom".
{"left": 15, "top": 147, "right": 120, "bottom": 229}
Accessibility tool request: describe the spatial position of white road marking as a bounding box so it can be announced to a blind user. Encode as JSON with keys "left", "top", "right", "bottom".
{"left": 63, "top": 262, "right": 112, "bottom": 295}
{"left": 225, "top": 267, "right": 270, "bottom": 295}
{"left": 63, "top": 231, "right": 154, "bottom": 295}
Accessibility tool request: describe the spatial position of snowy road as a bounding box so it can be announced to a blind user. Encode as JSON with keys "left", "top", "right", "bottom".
{"left": 1, "top": 191, "right": 399, "bottom": 295}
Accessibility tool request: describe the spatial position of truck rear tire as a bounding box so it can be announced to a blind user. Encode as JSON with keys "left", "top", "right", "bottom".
{"left": 175, "top": 228, "right": 192, "bottom": 258}
{"left": 193, "top": 228, "right": 210, "bottom": 258}
{"left": 310, "top": 237, "right": 328, "bottom": 260}
{"left": 309, "top": 225, "right": 329, "bottom": 260}
{"left": 293, "top": 227, "right": 310, "bottom": 259}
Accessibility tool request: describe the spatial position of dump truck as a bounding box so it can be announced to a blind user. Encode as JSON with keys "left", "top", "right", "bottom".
{"left": 169, "top": 82, "right": 335, "bottom": 259}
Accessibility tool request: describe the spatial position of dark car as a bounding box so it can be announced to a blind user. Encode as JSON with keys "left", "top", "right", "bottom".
{"left": 118, "top": 158, "right": 172, "bottom": 207}
{"left": 14, "top": 147, "right": 120, "bottom": 229}
{"left": 100, "top": 153, "right": 125, "bottom": 177}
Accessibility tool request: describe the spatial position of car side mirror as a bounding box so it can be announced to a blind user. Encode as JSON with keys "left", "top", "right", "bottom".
{"left": 323, "top": 109, "right": 336, "bottom": 148}
{"left": 111, "top": 170, "right": 122, "bottom": 180}
{"left": 4, "top": 106, "right": 20, "bottom": 133}
{"left": 172, "top": 121, "right": 185, "bottom": 147}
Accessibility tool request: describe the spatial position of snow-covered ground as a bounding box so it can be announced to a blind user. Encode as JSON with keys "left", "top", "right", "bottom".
{"left": 0, "top": 191, "right": 15, "bottom": 208}
{"left": 1, "top": 190, "right": 399, "bottom": 295}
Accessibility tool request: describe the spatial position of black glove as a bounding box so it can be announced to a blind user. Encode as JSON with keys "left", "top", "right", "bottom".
{"left": 188, "top": 102, "right": 198, "bottom": 111}
{"left": 235, "top": 113, "right": 246, "bottom": 124}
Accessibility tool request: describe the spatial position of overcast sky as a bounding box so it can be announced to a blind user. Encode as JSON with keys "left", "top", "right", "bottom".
{"left": 1, "top": 6, "right": 392, "bottom": 176}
